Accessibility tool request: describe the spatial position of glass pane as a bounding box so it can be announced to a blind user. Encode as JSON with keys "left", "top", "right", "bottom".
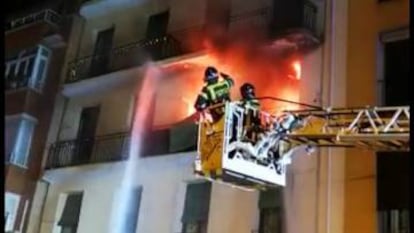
{"left": 41, "top": 47, "right": 50, "bottom": 57}
{"left": 12, "top": 118, "right": 36, "bottom": 166}
{"left": 123, "top": 187, "right": 142, "bottom": 233}
{"left": 8, "top": 63, "right": 16, "bottom": 77}
{"left": 184, "top": 222, "right": 199, "bottom": 233}
{"left": 4, "top": 192, "right": 20, "bottom": 232}
{"left": 33, "top": 59, "right": 47, "bottom": 90}
{"left": 26, "top": 57, "right": 35, "bottom": 77}
{"left": 61, "top": 226, "right": 75, "bottom": 233}
{"left": 17, "top": 60, "right": 27, "bottom": 75}
{"left": 5, "top": 118, "right": 20, "bottom": 163}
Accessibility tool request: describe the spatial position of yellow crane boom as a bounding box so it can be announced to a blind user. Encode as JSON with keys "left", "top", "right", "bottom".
{"left": 194, "top": 102, "right": 410, "bottom": 189}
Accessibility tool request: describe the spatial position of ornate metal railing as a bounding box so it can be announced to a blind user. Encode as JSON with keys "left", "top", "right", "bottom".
{"left": 45, "top": 132, "right": 131, "bottom": 169}
{"left": 230, "top": 6, "right": 272, "bottom": 24}
{"left": 303, "top": 0, "right": 318, "bottom": 34}
{"left": 45, "top": 122, "right": 198, "bottom": 169}
{"left": 5, "top": 9, "right": 61, "bottom": 33}
{"left": 4, "top": 74, "right": 31, "bottom": 91}
{"left": 66, "top": 34, "right": 182, "bottom": 83}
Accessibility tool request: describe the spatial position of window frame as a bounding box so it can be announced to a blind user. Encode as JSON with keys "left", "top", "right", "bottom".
{"left": 4, "top": 45, "right": 51, "bottom": 93}
{"left": 376, "top": 27, "right": 410, "bottom": 233}
{"left": 5, "top": 192, "right": 21, "bottom": 232}
{"left": 376, "top": 27, "right": 409, "bottom": 106}
{"left": 5, "top": 113, "right": 38, "bottom": 168}
{"left": 180, "top": 181, "right": 212, "bottom": 233}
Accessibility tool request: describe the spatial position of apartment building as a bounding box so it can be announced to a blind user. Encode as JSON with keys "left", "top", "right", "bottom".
{"left": 4, "top": 1, "right": 85, "bottom": 232}
{"left": 12, "top": 0, "right": 410, "bottom": 233}
{"left": 29, "top": 0, "right": 331, "bottom": 233}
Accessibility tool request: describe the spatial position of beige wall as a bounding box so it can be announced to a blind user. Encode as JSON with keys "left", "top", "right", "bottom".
{"left": 286, "top": 0, "right": 349, "bottom": 232}
{"left": 57, "top": 85, "right": 135, "bottom": 140}
{"left": 344, "top": 1, "right": 409, "bottom": 233}
{"left": 35, "top": 1, "right": 334, "bottom": 233}
{"left": 39, "top": 153, "right": 260, "bottom": 233}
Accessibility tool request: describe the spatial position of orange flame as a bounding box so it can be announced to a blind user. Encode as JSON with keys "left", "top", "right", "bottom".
{"left": 293, "top": 61, "right": 301, "bottom": 80}
{"left": 182, "top": 97, "right": 194, "bottom": 116}
{"left": 288, "top": 60, "right": 301, "bottom": 80}
{"left": 153, "top": 36, "right": 302, "bottom": 127}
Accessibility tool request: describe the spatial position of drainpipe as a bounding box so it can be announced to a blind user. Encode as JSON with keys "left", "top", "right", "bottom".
{"left": 325, "top": 0, "right": 336, "bottom": 232}
{"left": 56, "top": 94, "right": 69, "bottom": 142}
{"left": 315, "top": 0, "right": 333, "bottom": 232}
{"left": 314, "top": 1, "right": 328, "bottom": 233}
{"left": 36, "top": 179, "right": 50, "bottom": 233}
{"left": 54, "top": 11, "right": 85, "bottom": 141}
{"left": 74, "top": 12, "right": 86, "bottom": 60}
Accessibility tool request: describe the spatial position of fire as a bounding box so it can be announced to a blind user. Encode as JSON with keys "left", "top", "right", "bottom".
{"left": 182, "top": 97, "right": 194, "bottom": 116}
{"left": 153, "top": 35, "right": 302, "bottom": 127}
{"left": 292, "top": 61, "right": 302, "bottom": 80}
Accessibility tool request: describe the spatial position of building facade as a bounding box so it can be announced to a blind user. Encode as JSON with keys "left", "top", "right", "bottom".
{"left": 344, "top": 0, "right": 410, "bottom": 233}
{"left": 26, "top": 0, "right": 409, "bottom": 233}
{"left": 4, "top": 1, "right": 85, "bottom": 232}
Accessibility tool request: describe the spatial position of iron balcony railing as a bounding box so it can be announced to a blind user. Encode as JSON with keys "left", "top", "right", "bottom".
{"left": 303, "top": 0, "right": 318, "bottom": 35}
{"left": 5, "top": 9, "right": 61, "bottom": 33}
{"left": 45, "top": 123, "right": 198, "bottom": 169}
{"left": 45, "top": 132, "right": 131, "bottom": 169}
{"left": 66, "top": 34, "right": 182, "bottom": 83}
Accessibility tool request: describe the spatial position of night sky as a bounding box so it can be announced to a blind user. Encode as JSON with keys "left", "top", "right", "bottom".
{"left": 6, "top": 0, "right": 55, "bottom": 17}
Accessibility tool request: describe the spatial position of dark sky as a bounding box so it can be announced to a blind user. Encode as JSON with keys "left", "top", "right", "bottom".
{"left": 6, "top": 0, "right": 52, "bottom": 17}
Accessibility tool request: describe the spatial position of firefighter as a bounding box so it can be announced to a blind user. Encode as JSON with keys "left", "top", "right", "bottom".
{"left": 239, "top": 83, "right": 262, "bottom": 143}
{"left": 240, "top": 83, "right": 260, "bottom": 110}
{"left": 194, "top": 66, "right": 234, "bottom": 121}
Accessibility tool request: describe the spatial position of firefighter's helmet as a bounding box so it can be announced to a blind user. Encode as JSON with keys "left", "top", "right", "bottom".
{"left": 204, "top": 66, "right": 219, "bottom": 84}
{"left": 240, "top": 82, "right": 256, "bottom": 100}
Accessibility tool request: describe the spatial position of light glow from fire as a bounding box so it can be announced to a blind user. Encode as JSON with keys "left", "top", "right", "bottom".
{"left": 182, "top": 97, "right": 195, "bottom": 116}
{"left": 152, "top": 38, "right": 302, "bottom": 127}
{"left": 289, "top": 61, "right": 302, "bottom": 80}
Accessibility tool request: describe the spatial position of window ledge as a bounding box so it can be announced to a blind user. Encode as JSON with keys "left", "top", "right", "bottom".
{"left": 5, "top": 86, "right": 43, "bottom": 95}
{"left": 6, "top": 162, "right": 29, "bottom": 170}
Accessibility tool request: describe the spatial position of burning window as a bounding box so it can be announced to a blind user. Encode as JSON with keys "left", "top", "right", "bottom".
{"left": 151, "top": 38, "right": 302, "bottom": 127}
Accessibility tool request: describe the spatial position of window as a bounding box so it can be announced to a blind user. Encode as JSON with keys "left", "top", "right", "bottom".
{"left": 5, "top": 192, "right": 20, "bottom": 232}
{"left": 58, "top": 192, "right": 84, "bottom": 233}
{"left": 258, "top": 188, "right": 284, "bottom": 233}
{"left": 4, "top": 45, "right": 50, "bottom": 91}
{"left": 5, "top": 115, "right": 37, "bottom": 167}
{"left": 31, "top": 46, "right": 50, "bottom": 90}
{"left": 378, "top": 209, "right": 410, "bottom": 233}
{"left": 377, "top": 31, "right": 409, "bottom": 233}
{"left": 123, "top": 187, "right": 142, "bottom": 233}
{"left": 181, "top": 181, "right": 212, "bottom": 233}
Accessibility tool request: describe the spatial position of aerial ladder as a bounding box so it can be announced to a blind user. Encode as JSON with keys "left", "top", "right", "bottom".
{"left": 194, "top": 100, "right": 410, "bottom": 190}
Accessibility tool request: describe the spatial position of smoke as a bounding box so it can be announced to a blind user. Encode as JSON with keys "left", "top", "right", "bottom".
{"left": 152, "top": 25, "right": 302, "bottom": 127}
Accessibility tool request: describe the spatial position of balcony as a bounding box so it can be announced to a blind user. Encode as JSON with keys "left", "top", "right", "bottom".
{"left": 66, "top": 34, "right": 183, "bottom": 83}
{"left": 45, "top": 122, "right": 198, "bottom": 169}
{"left": 5, "top": 9, "right": 66, "bottom": 50}
{"left": 45, "top": 132, "right": 131, "bottom": 169}
{"left": 5, "top": 45, "right": 51, "bottom": 92}
{"left": 269, "top": 0, "right": 322, "bottom": 52}
{"left": 5, "top": 9, "right": 61, "bottom": 34}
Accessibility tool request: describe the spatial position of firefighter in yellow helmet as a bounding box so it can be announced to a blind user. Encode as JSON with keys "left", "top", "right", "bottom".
{"left": 194, "top": 66, "right": 234, "bottom": 121}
